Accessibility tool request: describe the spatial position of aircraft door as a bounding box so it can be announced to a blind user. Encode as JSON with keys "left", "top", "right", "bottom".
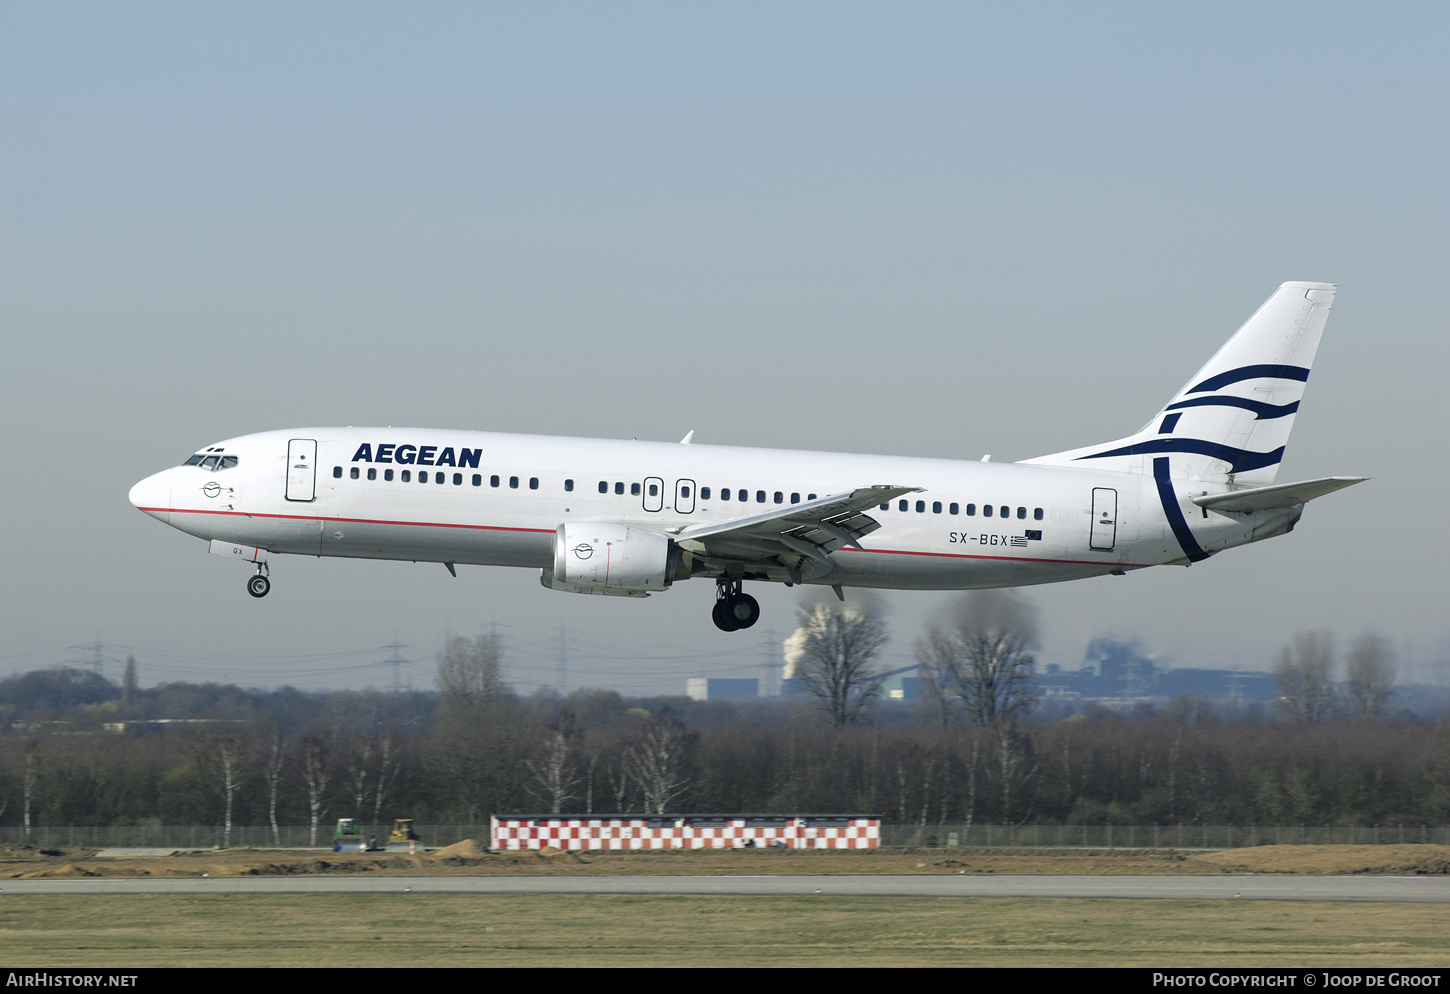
{"left": 1090, "top": 488, "right": 1117, "bottom": 551}
{"left": 674, "top": 479, "right": 696, "bottom": 514}
{"left": 643, "top": 477, "right": 664, "bottom": 512}
{"left": 286, "top": 439, "right": 318, "bottom": 502}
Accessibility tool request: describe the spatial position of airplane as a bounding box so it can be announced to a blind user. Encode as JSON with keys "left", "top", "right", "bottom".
{"left": 128, "top": 281, "right": 1364, "bottom": 632}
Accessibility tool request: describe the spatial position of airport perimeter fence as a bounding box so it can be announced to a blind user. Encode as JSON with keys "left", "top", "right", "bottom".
{"left": 4, "top": 823, "right": 1450, "bottom": 850}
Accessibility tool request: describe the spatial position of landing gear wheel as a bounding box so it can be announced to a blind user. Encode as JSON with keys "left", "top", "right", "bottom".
{"left": 247, "top": 574, "right": 271, "bottom": 598}
{"left": 712, "top": 599, "right": 740, "bottom": 632}
{"left": 725, "top": 593, "right": 760, "bottom": 630}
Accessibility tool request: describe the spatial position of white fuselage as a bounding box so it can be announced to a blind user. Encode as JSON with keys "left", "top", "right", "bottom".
{"left": 128, "top": 426, "right": 1295, "bottom": 592}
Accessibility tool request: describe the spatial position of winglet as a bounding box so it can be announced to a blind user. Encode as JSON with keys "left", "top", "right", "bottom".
{"left": 680, "top": 430, "right": 694, "bottom": 445}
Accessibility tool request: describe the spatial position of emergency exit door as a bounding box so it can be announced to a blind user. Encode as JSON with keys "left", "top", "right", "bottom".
{"left": 286, "top": 439, "right": 318, "bottom": 502}
{"left": 1090, "top": 488, "right": 1117, "bottom": 551}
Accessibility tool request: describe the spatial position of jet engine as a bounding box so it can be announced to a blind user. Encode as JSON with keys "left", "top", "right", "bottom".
{"left": 541, "top": 522, "right": 693, "bottom": 596}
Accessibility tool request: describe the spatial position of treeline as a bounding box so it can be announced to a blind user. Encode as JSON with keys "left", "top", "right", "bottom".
{"left": 2, "top": 640, "right": 1448, "bottom": 833}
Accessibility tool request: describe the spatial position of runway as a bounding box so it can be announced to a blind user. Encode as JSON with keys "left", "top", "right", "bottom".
{"left": 4, "top": 875, "right": 1449, "bottom": 901}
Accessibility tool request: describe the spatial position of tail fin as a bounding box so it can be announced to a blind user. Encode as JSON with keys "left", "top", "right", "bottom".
{"left": 1022, "top": 281, "right": 1336, "bottom": 487}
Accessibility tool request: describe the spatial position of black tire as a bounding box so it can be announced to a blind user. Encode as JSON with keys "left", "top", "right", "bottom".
{"left": 247, "top": 575, "right": 271, "bottom": 598}
{"left": 726, "top": 593, "right": 760, "bottom": 629}
{"left": 712, "top": 599, "right": 740, "bottom": 632}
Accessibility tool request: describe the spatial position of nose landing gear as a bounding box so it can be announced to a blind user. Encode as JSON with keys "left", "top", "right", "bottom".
{"left": 712, "top": 578, "right": 759, "bottom": 632}
{"left": 247, "top": 564, "right": 270, "bottom": 599}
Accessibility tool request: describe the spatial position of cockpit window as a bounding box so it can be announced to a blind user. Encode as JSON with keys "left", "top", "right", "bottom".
{"left": 184, "top": 453, "right": 239, "bottom": 471}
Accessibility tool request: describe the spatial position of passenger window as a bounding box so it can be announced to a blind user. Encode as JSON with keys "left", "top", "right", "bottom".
{"left": 880, "top": 503, "right": 889, "bottom": 511}
{"left": 898, "top": 500, "right": 908, "bottom": 512}
{"left": 491, "top": 475, "right": 500, "bottom": 487}
{"left": 808, "top": 494, "right": 816, "bottom": 500}
{"left": 650, "top": 483, "right": 660, "bottom": 497}
{"left": 419, "top": 472, "right": 428, "bottom": 484}
{"left": 774, "top": 491, "right": 783, "bottom": 504}
{"left": 564, "top": 479, "right": 574, "bottom": 492}
{"left": 1017, "top": 507, "right": 1026, "bottom": 519}
{"left": 756, "top": 491, "right": 766, "bottom": 503}
{"left": 949, "top": 503, "right": 958, "bottom": 515}
{"left": 472, "top": 474, "right": 481, "bottom": 486}
{"left": 966, "top": 503, "right": 976, "bottom": 516}
{"left": 681, "top": 486, "right": 691, "bottom": 498}
{"left": 350, "top": 467, "right": 359, "bottom": 479}
{"left": 402, "top": 470, "right": 412, "bottom": 483}
{"left": 721, "top": 488, "right": 731, "bottom": 501}
{"left": 385, "top": 469, "right": 394, "bottom": 482}
{"left": 599, "top": 481, "right": 608, "bottom": 494}
{"left": 634, "top": 483, "right": 643, "bottom": 496}
{"left": 1034, "top": 508, "right": 1044, "bottom": 520}
{"left": 616, "top": 482, "right": 625, "bottom": 495}
{"left": 367, "top": 468, "right": 377, "bottom": 481}
{"left": 529, "top": 477, "right": 538, "bottom": 490}
{"left": 431, "top": 472, "right": 441, "bottom": 484}
{"left": 984, "top": 505, "right": 993, "bottom": 517}
{"left": 332, "top": 466, "right": 342, "bottom": 478}
{"left": 509, "top": 476, "right": 519, "bottom": 489}
{"left": 1000, "top": 506, "right": 1009, "bottom": 518}
{"left": 738, "top": 489, "right": 748, "bottom": 501}
{"left": 701, "top": 487, "right": 711, "bottom": 500}
{"left": 932, "top": 501, "right": 942, "bottom": 514}
{"left": 791, "top": 493, "right": 800, "bottom": 504}
{"left": 453, "top": 473, "right": 463, "bottom": 485}
{"left": 916, "top": 500, "right": 925, "bottom": 513}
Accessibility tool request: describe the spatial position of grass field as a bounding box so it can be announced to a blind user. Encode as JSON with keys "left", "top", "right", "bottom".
{"left": 2, "top": 894, "right": 1449, "bottom": 967}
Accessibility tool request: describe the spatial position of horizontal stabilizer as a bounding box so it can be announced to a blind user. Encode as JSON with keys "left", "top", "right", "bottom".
{"left": 1191, "top": 476, "right": 1367, "bottom": 512}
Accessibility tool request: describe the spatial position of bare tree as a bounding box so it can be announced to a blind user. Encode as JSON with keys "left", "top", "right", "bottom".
{"left": 527, "top": 731, "right": 582, "bottom": 814}
{"left": 785, "top": 603, "right": 890, "bottom": 726}
{"left": 917, "top": 591, "right": 1039, "bottom": 726}
{"left": 1345, "top": 633, "right": 1395, "bottom": 720}
{"left": 436, "top": 635, "right": 506, "bottom": 715}
{"left": 345, "top": 739, "right": 372, "bottom": 824}
{"left": 22, "top": 748, "right": 39, "bottom": 844}
{"left": 370, "top": 732, "right": 402, "bottom": 835}
{"left": 209, "top": 733, "right": 244, "bottom": 848}
{"left": 625, "top": 717, "right": 693, "bottom": 814}
{"left": 300, "top": 733, "right": 332, "bottom": 847}
{"left": 262, "top": 730, "right": 286, "bottom": 847}
{"left": 1274, "top": 631, "right": 1336, "bottom": 722}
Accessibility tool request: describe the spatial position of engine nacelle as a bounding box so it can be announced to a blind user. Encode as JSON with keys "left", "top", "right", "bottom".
{"left": 543, "top": 522, "right": 692, "bottom": 595}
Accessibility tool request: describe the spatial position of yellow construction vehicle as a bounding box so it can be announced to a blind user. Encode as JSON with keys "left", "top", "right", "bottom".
{"left": 385, "top": 818, "right": 421, "bottom": 852}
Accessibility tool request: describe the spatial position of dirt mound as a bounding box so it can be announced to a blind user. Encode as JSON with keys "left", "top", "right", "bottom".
{"left": 18, "top": 863, "right": 100, "bottom": 879}
{"left": 433, "top": 839, "right": 485, "bottom": 859}
{"left": 1190, "top": 845, "right": 1450, "bottom": 875}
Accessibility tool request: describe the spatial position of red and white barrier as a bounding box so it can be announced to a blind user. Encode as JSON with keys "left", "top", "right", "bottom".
{"left": 490, "top": 814, "right": 880, "bottom": 851}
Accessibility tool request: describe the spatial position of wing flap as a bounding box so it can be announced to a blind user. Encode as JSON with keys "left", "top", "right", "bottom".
{"left": 674, "top": 485, "right": 920, "bottom": 568}
{"left": 1192, "top": 476, "right": 1367, "bottom": 512}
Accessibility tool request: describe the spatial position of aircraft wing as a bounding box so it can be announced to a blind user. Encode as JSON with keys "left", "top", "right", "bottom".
{"left": 1191, "top": 476, "right": 1367, "bottom": 512}
{"left": 671, "top": 485, "right": 921, "bottom": 577}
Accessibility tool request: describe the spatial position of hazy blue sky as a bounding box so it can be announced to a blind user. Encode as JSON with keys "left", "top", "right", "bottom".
{"left": 3, "top": 2, "right": 1446, "bottom": 693}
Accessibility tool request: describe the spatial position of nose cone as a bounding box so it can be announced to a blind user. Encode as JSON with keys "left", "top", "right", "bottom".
{"left": 128, "top": 469, "right": 172, "bottom": 522}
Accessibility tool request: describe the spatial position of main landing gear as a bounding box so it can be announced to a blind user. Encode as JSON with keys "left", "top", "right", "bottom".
{"left": 712, "top": 578, "right": 759, "bottom": 632}
{"left": 247, "top": 564, "right": 270, "bottom": 599}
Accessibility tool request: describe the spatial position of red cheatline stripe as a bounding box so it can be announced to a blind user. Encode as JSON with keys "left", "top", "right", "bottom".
{"left": 142, "top": 506, "right": 1149, "bottom": 567}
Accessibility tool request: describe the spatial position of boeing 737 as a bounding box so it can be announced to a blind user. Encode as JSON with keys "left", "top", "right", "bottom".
{"left": 129, "top": 281, "right": 1364, "bottom": 631}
